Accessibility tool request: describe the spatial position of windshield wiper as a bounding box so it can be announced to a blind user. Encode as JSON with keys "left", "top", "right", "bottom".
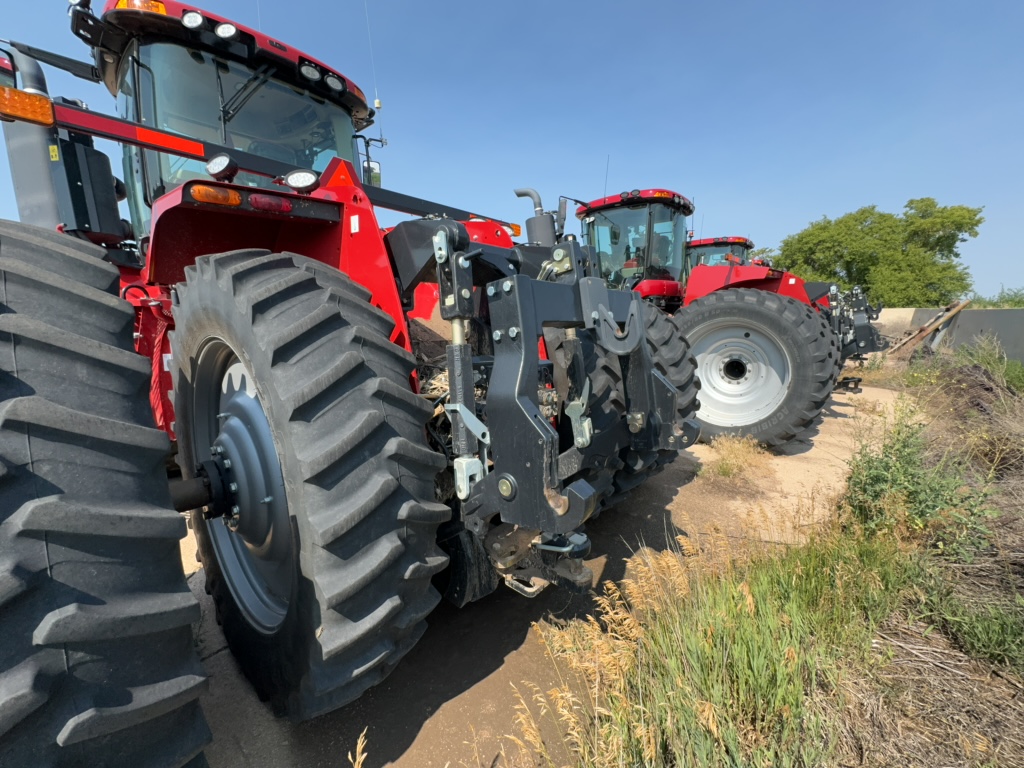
{"left": 219, "top": 63, "right": 276, "bottom": 124}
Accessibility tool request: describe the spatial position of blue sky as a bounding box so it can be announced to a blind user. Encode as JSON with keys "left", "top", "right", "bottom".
{"left": 2, "top": 0, "right": 1021, "bottom": 296}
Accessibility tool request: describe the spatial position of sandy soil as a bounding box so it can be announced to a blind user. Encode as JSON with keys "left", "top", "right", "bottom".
{"left": 180, "top": 386, "right": 899, "bottom": 767}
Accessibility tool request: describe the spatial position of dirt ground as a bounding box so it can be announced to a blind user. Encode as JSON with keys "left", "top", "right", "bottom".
{"left": 179, "top": 386, "right": 898, "bottom": 767}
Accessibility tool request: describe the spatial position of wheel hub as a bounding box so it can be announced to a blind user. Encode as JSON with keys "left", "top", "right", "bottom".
{"left": 721, "top": 358, "right": 749, "bottom": 382}
{"left": 192, "top": 346, "right": 292, "bottom": 635}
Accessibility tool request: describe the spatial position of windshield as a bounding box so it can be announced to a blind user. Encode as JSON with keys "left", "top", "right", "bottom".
{"left": 135, "top": 42, "right": 357, "bottom": 199}
{"left": 583, "top": 203, "right": 686, "bottom": 289}
{"left": 687, "top": 243, "right": 752, "bottom": 269}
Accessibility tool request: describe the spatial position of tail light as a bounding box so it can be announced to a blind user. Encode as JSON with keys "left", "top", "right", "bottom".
{"left": 249, "top": 194, "right": 292, "bottom": 213}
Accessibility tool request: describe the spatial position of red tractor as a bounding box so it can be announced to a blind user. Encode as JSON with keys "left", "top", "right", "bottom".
{"left": 687, "top": 235, "right": 758, "bottom": 267}
{"left": 0, "top": 3, "right": 695, "bottom": 764}
{"left": 574, "top": 188, "right": 887, "bottom": 447}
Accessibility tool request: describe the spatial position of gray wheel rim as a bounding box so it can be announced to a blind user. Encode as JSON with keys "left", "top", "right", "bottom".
{"left": 688, "top": 318, "right": 792, "bottom": 428}
{"left": 191, "top": 339, "right": 292, "bottom": 634}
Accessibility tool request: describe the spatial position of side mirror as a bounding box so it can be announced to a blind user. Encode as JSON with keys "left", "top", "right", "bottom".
{"left": 113, "top": 176, "right": 127, "bottom": 202}
{"left": 363, "top": 160, "right": 381, "bottom": 187}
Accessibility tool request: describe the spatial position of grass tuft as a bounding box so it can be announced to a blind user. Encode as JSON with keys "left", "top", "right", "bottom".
{"left": 699, "top": 435, "right": 773, "bottom": 480}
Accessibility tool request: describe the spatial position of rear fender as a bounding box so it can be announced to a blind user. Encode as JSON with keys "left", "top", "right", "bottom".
{"left": 683, "top": 264, "right": 814, "bottom": 307}
{"left": 140, "top": 159, "right": 415, "bottom": 436}
{"left": 145, "top": 160, "right": 412, "bottom": 352}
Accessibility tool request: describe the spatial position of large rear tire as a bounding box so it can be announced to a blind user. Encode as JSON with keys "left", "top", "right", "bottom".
{"left": 0, "top": 221, "right": 210, "bottom": 767}
{"left": 674, "top": 288, "right": 835, "bottom": 447}
{"left": 172, "top": 251, "right": 449, "bottom": 721}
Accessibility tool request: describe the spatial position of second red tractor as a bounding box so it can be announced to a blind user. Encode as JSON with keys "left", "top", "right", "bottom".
{"left": 573, "top": 188, "right": 887, "bottom": 447}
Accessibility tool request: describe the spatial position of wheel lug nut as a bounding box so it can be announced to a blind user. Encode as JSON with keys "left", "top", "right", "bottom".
{"left": 229, "top": 482, "right": 238, "bottom": 493}
{"left": 223, "top": 459, "right": 232, "bottom": 468}
{"left": 231, "top": 505, "right": 240, "bottom": 516}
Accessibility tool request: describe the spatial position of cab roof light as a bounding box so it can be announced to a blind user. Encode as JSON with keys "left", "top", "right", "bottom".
{"left": 114, "top": 0, "right": 168, "bottom": 13}
{"left": 214, "top": 22, "right": 239, "bottom": 40}
{"left": 205, "top": 153, "right": 238, "bottom": 183}
{"left": 0, "top": 86, "right": 54, "bottom": 126}
{"left": 189, "top": 184, "right": 242, "bottom": 206}
{"left": 181, "top": 10, "right": 204, "bottom": 29}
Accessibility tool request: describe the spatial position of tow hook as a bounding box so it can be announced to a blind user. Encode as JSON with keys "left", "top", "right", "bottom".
{"left": 485, "top": 525, "right": 594, "bottom": 597}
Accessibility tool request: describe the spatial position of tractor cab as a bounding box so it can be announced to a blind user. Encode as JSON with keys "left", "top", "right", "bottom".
{"left": 576, "top": 189, "right": 694, "bottom": 291}
{"left": 686, "top": 236, "right": 756, "bottom": 269}
{"left": 71, "top": 0, "right": 374, "bottom": 238}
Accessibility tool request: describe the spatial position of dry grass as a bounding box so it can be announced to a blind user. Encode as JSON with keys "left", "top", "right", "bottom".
{"left": 346, "top": 727, "right": 368, "bottom": 768}
{"left": 833, "top": 618, "right": 1024, "bottom": 767}
{"left": 847, "top": 353, "right": 905, "bottom": 389}
{"left": 698, "top": 435, "right": 774, "bottom": 486}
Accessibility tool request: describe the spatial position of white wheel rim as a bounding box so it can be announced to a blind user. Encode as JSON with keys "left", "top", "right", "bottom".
{"left": 688, "top": 319, "right": 792, "bottom": 427}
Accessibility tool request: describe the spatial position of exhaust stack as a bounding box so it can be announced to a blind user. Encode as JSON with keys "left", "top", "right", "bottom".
{"left": 514, "top": 188, "right": 556, "bottom": 247}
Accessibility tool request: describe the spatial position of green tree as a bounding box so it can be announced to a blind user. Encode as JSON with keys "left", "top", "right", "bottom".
{"left": 774, "top": 198, "right": 982, "bottom": 306}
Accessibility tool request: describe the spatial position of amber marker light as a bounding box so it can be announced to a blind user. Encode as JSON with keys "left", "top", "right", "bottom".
{"left": 114, "top": 0, "right": 168, "bottom": 13}
{"left": 189, "top": 185, "right": 243, "bottom": 206}
{"left": 0, "top": 86, "right": 54, "bottom": 126}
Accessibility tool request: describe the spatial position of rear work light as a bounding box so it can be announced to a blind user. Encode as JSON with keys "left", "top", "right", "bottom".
{"left": 281, "top": 169, "right": 319, "bottom": 194}
{"left": 189, "top": 185, "right": 242, "bottom": 206}
{"left": 215, "top": 23, "right": 239, "bottom": 39}
{"left": 114, "top": 0, "right": 168, "bottom": 13}
{"left": 0, "top": 86, "right": 54, "bottom": 126}
{"left": 249, "top": 194, "right": 293, "bottom": 213}
{"left": 181, "top": 10, "right": 204, "bottom": 29}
